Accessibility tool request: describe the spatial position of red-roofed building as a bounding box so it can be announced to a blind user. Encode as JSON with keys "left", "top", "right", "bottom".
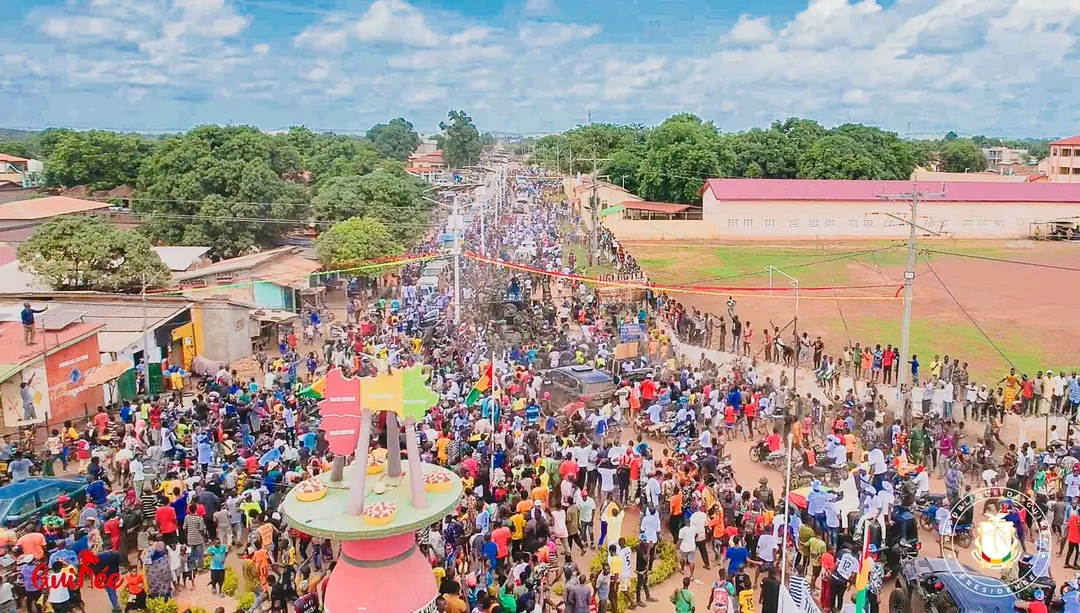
{"left": 699, "top": 178, "right": 1080, "bottom": 239}
{"left": 1047, "top": 136, "right": 1080, "bottom": 183}
{"left": 407, "top": 150, "right": 446, "bottom": 169}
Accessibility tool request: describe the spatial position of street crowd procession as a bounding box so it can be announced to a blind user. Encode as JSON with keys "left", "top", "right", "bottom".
{"left": 3, "top": 159, "right": 1080, "bottom": 613}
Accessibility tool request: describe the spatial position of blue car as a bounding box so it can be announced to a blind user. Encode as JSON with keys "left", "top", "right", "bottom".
{"left": 0, "top": 477, "right": 88, "bottom": 528}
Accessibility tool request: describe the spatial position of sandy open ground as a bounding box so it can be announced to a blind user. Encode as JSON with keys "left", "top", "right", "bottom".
{"left": 625, "top": 239, "right": 1080, "bottom": 384}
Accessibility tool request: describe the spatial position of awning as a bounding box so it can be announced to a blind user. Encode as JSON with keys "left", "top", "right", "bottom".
{"left": 250, "top": 309, "right": 298, "bottom": 323}
{"left": 0, "top": 364, "right": 24, "bottom": 383}
{"left": 82, "top": 360, "right": 133, "bottom": 387}
{"left": 598, "top": 205, "right": 626, "bottom": 218}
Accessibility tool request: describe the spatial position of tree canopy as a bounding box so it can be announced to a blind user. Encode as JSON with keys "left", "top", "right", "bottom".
{"left": 524, "top": 115, "right": 1019, "bottom": 203}
{"left": 366, "top": 118, "right": 421, "bottom": 161}
{"left": 312, "top": 171, "right": 429, "bottom": 243}
{"left": 439, "top": 110, "right": 482, "bottom": 168}
{"left": 44, "top": 130, "right": 154, "bottom": 191}
{"left": 315, "top": 217, "right": 403, "bottom": 266}
{"left": 18, "top": 216, "right": 170, "bottom": 293}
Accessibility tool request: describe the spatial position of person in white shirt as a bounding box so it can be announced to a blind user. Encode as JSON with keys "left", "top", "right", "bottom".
{"left": 644, "top": 471, "right": 662, "bottom": 509}
{"left": 640, "top": 506, "right": 661, "bottom": 544}
{"left": 867, "top": 447, "right": 887, "bottom": 486}
{"left": 912, "top": 466, "right": 930, "bottom": 497}
{"left": 698, "top": 428, "right": 713, "bottom": 451}
{"left": 677, "top": 524, "right": 698, "bottom": 579}
{"left": 688, "top": 507, "right": 710, "bottom": 567}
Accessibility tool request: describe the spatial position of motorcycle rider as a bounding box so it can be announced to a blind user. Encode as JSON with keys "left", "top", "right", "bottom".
{"left": 912, "top": 465, "right": 931, "bottom": 498}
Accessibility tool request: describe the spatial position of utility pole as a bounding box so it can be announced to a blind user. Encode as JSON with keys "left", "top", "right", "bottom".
{"left": 578, "top": 157, "right": 611, "bottom": 267}
{"left": 451, "top": 194, "right": 462, "bottom": 324}
{"left": 875, "top": 183, "right": 946, "bottom": 424}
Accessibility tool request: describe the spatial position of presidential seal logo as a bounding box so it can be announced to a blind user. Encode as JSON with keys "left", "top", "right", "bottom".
{"left": 971, "top": 512, "right": 1021, "bottom": 570}
{"left": 941, "top": 487, "right": 1050, "bottom": 598}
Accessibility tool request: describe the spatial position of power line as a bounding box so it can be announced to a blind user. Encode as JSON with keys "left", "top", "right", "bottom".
{"left": 921, "top": 256, "right": 1017, "bottom": 370}
{"left": 923, "top": 248, "right": 1080, "bottom": 273}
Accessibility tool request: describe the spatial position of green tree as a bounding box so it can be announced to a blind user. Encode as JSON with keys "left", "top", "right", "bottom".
{"left": 938, "top": 139, "right": 988, "bottom": 173}
{"left": 729, "top": 128, "right": 799, "bottom": 178}
{"left": 829, "top": 124, "right": 916, "bottom": 179}
{"left": 366, "top": 118, "right": 421, "bottom": 161}
{"left": 439, "top": 110, "right": 482, "bottom": 168}
{"left": 636, "top": 114, "right": 730, "bottom": 204}
{"left": 135, "top": 125, "right": 308, "bottom": 258}
{"left": 797, "top": 134, "right": 882, "bottom": 179}
{"left": 44, "top": 130, "right": 155, "bottom": 190}
{"left": 18, "top": 216, "right": 170, "bottom": 292}
{"left": 315, "top": 217, "right": 403, "bottom": 266}
{"left": 0, "top": 141, "right": 32, "bottom": 159}
{"left": 480, "top": 133, "right": 498, "bottom": 147}
{"left": 601, "top": 145, "right": 646, "bottom": 193}
{"left": 312, "top": 171, "right": 427, "bottom": 242}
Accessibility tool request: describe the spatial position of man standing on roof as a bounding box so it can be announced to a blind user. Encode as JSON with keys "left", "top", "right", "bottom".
{"left": 20, "top": 302, "right": 46, "bottom": 346}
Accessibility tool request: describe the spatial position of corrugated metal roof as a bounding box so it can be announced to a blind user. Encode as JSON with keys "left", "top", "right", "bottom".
{"left": 0, "top": 300, "right": 189, "bottom": 333}
{"left": 172, "top": 247, "right": 296, "bottom": 282}
{"left": 618, "top": 201, "right": 693, "bottom": 213}
{"left": 151, "top": 246, "right": 211, "bottom": 272}
{"left": 0, "top": 196, "right": 111, "bottom": 220}
{"left": 704, "top": 178, "right": 1080, "bottom": 203}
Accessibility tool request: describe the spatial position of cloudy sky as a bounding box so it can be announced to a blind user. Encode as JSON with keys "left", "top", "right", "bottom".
{"left": 3, "top": 0, "right": 1079, "bottom": 137}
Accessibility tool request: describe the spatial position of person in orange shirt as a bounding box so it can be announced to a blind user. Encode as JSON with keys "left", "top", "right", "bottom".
{"left": 708, "top": 509, "right": 725, "bottom": 558}
{"left": 530, "top": 484, "right": 549, "bottom": 509}
{"left": 668, "top": 489, "right": 684, "bottom": 540}
{"left": 842, "top": 429, "right": 857, "bottom": 461}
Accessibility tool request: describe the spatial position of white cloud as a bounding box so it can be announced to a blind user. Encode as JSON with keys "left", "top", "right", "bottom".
{"left": 294, "top": 0, "right": 439, "bottom": 51}
{"left": 724, "top": 15, "right": 773, "bottom": 44}
{"left": 519, "top": 22, "right": 601, "bottom": 47}
{"left": 8, "top": 0, "right": 1080, "bottom": 136}
{"left": 524, "top": 0, "right": 554, "bottom": 15}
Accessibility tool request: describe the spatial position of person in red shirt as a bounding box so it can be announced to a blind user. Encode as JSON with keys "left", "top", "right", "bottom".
{"left": 155, "top": 502, "right": 179, "bottom": 545}
{"left": 490, "top": 522, "right": 511, "bottom": 562}
{"left": 92, "top": 407, "right": 110, "bottom": 437}
{"left": 103, "top": 511, "right": 122, "bottom": 550}
{"left": 559, "top": 454, "right": 579, "bottom": 483}
{"left": 766, "top": 428, "right": 782, "bottom": 453}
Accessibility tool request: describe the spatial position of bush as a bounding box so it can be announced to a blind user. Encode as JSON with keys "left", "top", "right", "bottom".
{"left": 236, "top": 592, "right": 256, "bottom": 612}
{"left": 146, "top": 598, "right": 180, "bottom": 613}
{"left": 223, "top": 565, "right": 240, "bottom": 597}
{"left": 553, "top": 538, "right": 677, "bottom": 610}
{"left": 242, "top": 559, "right": 260, "bottom": 592}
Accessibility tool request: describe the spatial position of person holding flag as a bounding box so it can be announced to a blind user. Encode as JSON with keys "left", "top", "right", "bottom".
{"left": 466, "top": 360, "right": 494, "bottom": 407}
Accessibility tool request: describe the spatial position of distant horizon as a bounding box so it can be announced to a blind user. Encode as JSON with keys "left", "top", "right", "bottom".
{"left": 3, "top": 0, "right": 1078, "bottom": 137}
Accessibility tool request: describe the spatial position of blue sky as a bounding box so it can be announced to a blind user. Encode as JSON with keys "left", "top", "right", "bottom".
{"left": 2, "top": 0, "right": 1079, "bottom": 137}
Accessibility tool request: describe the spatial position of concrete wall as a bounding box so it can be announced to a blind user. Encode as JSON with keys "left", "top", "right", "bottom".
{"left": 700, "top": 192, "right": 1080, "bottom": 239}
{"left": 1047, "top": 146, "right": 1080, "bottom": 183}
{"left": 604, "top": 215, "right": 721, "bottom": 241}
{"left": 198, "top": 303, "right": 253, "bottom": 364}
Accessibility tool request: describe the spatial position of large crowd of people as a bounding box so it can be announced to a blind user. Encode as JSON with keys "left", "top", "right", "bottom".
{"left": 3, "top": 169, "right": 1080, "bottom": 613}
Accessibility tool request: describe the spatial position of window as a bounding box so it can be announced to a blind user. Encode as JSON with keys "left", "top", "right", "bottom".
{"left": 940, "top": 220, "right": 950, "bottom": 230}
{"left": 1015, "top": 219, "right": 1027, "bottom": 228}
{"left": 1064, "top": 149, "right": 1073, "bottom": 157}
{"left": 823, "top": 219, "right": 835, "bottom": 228}
{"left": 743, "top": 218, "right": 753, "bottom": 227}
{"left": 764, "top": 219, "right": 776, "bottom": 228}
{"left": 728, "top": 218, "right": 738, "bottom": 227}
{"left": 848, "top": 219, "right": 859, "bottom": 228}
{"left": 808, "top": 219, "right": 820, "bottom": 228}
{"left": 1053, "top": 147, "right": 1059, "bottom": 156}
{"left": 963, "top": 219, "right": 974, "bottom": 228}
{"left": 1060, "top": 167, "right": 1071, "bottom": 175}
{"left": 994, "top": 219, "right": 1004, "bottom": 228}
{"left": 863, "top": 219, "right": 874, "bottom": 228}
{"left": 789, "top": 219, "right": 799, "bottom": 228}
{"left": 977, "top": 219, "right": 988, "bottom": 228}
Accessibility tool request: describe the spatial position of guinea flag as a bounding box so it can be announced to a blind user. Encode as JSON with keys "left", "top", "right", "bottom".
{"left": 465, "top": 361, "right": 494, "bottom": 406}
{"left": 298, "top": 376, "right": 326, "bottom": 400}
{"left": 854, "top": 522, "right": 873, "bottom": 613}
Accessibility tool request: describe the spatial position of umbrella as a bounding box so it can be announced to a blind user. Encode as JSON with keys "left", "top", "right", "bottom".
{"left": 562, "top": 401, "right": 585, "bottom": 417}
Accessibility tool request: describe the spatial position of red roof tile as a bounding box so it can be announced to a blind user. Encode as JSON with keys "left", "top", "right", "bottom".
{"left": 0, "top": 321, "right": 103, "bottom": 369}
{"left": 703, "top": 178, "right": 1080, "bottom": 204}
{"left": 618, "top": 201, "right": 693, "bottom": 213}
{"left": 1050, "top": 135, "right": 1080, "bottom": 146}
{"left": 0, "top": 154, "right": 29, "bottom": 164}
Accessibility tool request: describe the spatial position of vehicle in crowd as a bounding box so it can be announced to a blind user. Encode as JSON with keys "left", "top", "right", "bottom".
{"left": 543, "top": 364, "right": 616, "bottom": 409}
{"left": 891, "top": 557, "right": 1017, "bottom": 613}
{"left": 0, "top": 477, "right": 88, "bottom": 529}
